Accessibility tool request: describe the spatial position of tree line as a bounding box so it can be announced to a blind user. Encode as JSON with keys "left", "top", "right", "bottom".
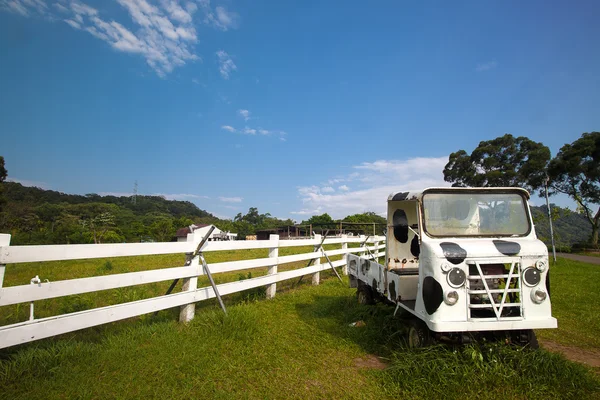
{"left": 1, "top": 130, "right": 598, "bottom": 248}
{"left": 0, "top": 172, "right": 386, "bottom": 244}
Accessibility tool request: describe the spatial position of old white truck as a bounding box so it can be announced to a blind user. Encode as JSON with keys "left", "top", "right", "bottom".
{"left": 347, "top": 187, "right": 557, "bottom": 347}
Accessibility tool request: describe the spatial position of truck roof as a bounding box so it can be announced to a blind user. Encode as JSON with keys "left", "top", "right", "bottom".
{"left": 387, "top": 187, "right": 531, "bottom": 202}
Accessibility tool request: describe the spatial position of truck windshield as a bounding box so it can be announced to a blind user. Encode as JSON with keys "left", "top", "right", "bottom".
{"left": 422, "top": 191, "right": 530, "bottom": 237}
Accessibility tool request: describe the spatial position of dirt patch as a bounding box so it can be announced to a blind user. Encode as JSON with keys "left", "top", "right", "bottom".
{"left": 540, "top": 339, "right": 600, "bottom": 370}
{"left": 353, "top": 354, "right": 387, "bottom": 370}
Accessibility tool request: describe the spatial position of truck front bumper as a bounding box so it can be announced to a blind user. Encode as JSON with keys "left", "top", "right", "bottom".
{"left": 426, "top": 317, "right": 557, "bottom": 333}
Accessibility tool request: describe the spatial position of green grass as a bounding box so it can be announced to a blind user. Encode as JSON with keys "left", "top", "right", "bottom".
{"left": 1, "top": 278, "right": 598, "bottom": 399}
{"left": 576, "top": 252, "right": 600, "bottom": 258}
{"left": 0, "top": 253, "right": 599, "bottom": 399}
{"left": 536, "top": 257, "right": 600, "bottom": 348}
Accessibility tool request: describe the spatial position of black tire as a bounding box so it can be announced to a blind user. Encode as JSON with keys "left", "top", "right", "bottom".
{"left": 511, "top": 329, "right": 539, "bottom": 349}
{"left": 357, "top": 286, "right": 375, "bottom": 305}
{"left": 525, "top": 330, "right": 539, "bottom": 349}
{"left": 407, "top": 318, "right": 431, "bottom": 348}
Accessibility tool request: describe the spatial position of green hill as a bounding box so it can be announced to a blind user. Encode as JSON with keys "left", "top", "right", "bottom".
{"left": 3, "top": 182, "right": 210, "bottom": 218}
{"left": 531, "top": 204, "right": 592, "bottom": 250}
{"left": 0, "top": 182, "right": 216, "bottom": 245}
{"left": 0, "top": 182, "right": 296, "bottom": 245}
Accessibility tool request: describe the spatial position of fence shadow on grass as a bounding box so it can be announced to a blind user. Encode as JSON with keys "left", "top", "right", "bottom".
{"left": 294, "top": 293, "right": 410, "bottom": 357}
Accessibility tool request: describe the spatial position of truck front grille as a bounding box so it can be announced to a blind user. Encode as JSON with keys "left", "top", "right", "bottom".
{"left": 466, "top": 261, "right": 523, "bottom": 321}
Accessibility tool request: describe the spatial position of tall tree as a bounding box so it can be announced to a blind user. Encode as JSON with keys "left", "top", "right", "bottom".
{"left": 343, "top": 212, "right": 387, "bottom": 235}
{"left": 149, "top": 218, "right": 174, "bottom": 242}
{"left": 0, "top": 156, "right": 7, "bottom": 212}
{"left": 443, "top": 134, "right": 551, "bottom": 193}
{"left": 301, "top": 213, "right": 336, "bottom": 231}
{"left": 68, "top": 203, "right": 119, "bottom": 244}
{"left": 548, "top": 132, "right": 600, "bottom": 246}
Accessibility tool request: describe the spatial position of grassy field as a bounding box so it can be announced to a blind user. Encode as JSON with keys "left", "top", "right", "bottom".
{"left": 577, "top": 252, "right": 600, "bottom": 258}
{"left": 536, "top": 257, "right": 600, "bottom": 349}
{"left": 0, "top": 253, "right": 599, "bottom": 399}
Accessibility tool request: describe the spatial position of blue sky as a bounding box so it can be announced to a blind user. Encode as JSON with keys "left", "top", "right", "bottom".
{"left": 1, "top": 0, "right": 598, "bottom": 220}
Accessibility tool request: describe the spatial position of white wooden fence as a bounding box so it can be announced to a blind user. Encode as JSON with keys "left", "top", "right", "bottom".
{"left": 0, "top": 232, "right": 385, "bottom": 349}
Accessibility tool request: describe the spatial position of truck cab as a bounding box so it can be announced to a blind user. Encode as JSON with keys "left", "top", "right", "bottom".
{"left": 347, "top": 187, "right": 556, "bottom": 347}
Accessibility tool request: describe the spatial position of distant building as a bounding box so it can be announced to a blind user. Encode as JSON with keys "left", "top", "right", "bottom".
{"left": 255, "top": 226, "right": 310, "bottom": 240}
{"left": 175, "top": 224, "right": 238, "bottom": 242}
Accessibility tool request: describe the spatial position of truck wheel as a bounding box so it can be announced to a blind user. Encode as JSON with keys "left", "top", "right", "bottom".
{"left": 357, "top": 286, "right": 375, "bottom": 305}
{"left": 511, "top": 329, "right": 539, "bottom": 349}
{"left": 407, "top": 319, "right": 431, "bottom": 348}
{"left": 524, "top": 330, "right": 539, "bottom": 349}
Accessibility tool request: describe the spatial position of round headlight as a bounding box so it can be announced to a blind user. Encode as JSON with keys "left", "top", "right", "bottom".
{"left": 535, "top": 260, "right": 547, "bottom": 272}
{"left": 441, "top": 262, "right": 452, "bottom": 272}
{"left": 531, "top": 288, "right": 547, "bottom": 304}
{"left": 447, "top": 267, "right": 466, "bottom": 288}
{"left": 444, "top": 290, "right": 459, "bottom": 305}
{"left": 523, "top": 267, "right": 541, "bottom": 287}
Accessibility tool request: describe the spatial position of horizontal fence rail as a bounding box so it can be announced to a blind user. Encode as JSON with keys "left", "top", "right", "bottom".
{"left": 0, "top": 233, "right": 385, "bottom": 349}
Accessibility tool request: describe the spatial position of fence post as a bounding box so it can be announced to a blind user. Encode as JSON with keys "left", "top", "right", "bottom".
{"left": 179, "top": 230, "right": 202, "bottom": 323}
{"left": 373, "top": 238, "right": 380, "bottom": 263}
{"left": 266, "top": 234, "right": 279, "bottom": 299}
{"left": 0, "top": 234, "right": 10, "bottom": 289}
{"left": 312, "top": 234, "right": 321, "bottom": 285}
{"left": 359, "top": 235, "right": 366, "bottom": 259}
{"left": 341, "top": 234, "right": 348, "bottom": 275}
{"left": 179, "top": 252, "right": 199, "bottom": 323}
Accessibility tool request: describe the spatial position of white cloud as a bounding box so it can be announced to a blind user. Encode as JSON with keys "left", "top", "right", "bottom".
{"left": 98, "top": 191, "right": 208, "bottom": 200}
{"left": 293, "top": 156, "right": 449, "bottom": 218}
{"left": 161, "top": 0, "right": 193, "bottom": 24}
{"left": 98, "top": 191, "right": 133, "bottom": 197}
{"left": 211, "top": 212, "right": 233, "bottom": 219}
{"left": 221, "top": 125, "right": 236, "bottom": 133}
{"left": 152, "top": 193, "right": 209, "bottom": 200}
{"left": 199, "top": 1, "right": 239, "bottom": 31}
{"left": 64, "top": 18, "right": 81, "bottom": 29}
{"left": 1, "top": 0, "right": 48, "bottom": 16}
{"left": 476, "top": 60, "right": 498, "bottom": 72}
{"left": 238, "top": 109, "right": 250, "bottom": 121}
{"left": 321, "top": 186, "right": 335, "bottom": 193}
{"left": 298, "top": 185, "right": 320, "bottom": 196}
{"left": 222, "top": 112, "right": 287, "bottom": 140}
{"left": 219, "top": 196, "right": 243, "bottom": 203}
{"left": 223, "top": 124, "right": 284, "bottom": 139}
{"left": 290, "top": 207, "right": 323, "bottom": 216}
{"left": 70, "top": 1, "right": 96, "bottom": 17}
{"left": 214, "top": 6, "right": 237, "bottom": 29}
{"left": 2, "top": 0, "right": 241, "bottom": 78}
{"left": 46, "top": 0, "right": 200, "bottom": 77}
{"left": 191, "top": 78, "right": 200, "bottom": 84}
{"left": 4, "top": 1, "right": 27, "bottom": 15}
{"left": 216, "top": 50, "right": 236, "bottom": 79}
{"left": 53, "top": 2, "right": 69, "bottom": 13}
